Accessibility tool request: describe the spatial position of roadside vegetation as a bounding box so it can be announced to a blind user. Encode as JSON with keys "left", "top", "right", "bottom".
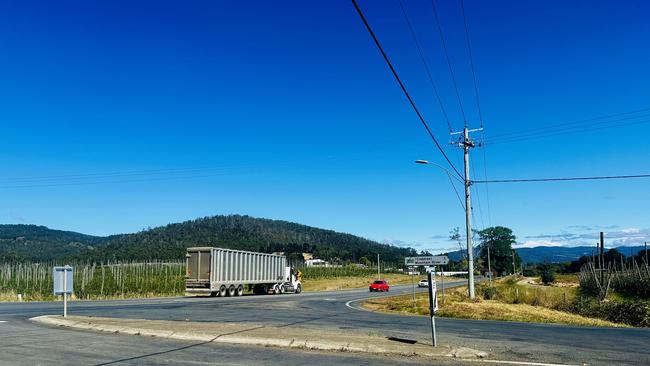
{"left": 0, "top": 261, "right": 416, "bottom": 300}
{"left": 363, "top": 275, "right": 625, "bottom": 327}
{"left": 0, "top": 261, "right": 185, "bottom": 301}
{"left": 303, "top": 272, "right": 425, "bottom": 292}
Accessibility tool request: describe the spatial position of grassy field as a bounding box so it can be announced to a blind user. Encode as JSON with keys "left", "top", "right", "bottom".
{"left": 302, "top": 273, "right": 426, "bottom": 292}
{"left": 362, "top": 276, "right": 626, "bottom": 327}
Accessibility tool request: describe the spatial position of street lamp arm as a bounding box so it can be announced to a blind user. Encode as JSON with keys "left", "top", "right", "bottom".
{"left": 415, "top": 160, "right": 465, "bottom": 184}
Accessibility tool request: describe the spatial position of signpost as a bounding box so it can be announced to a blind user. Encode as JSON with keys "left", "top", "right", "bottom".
{"left": 53, "top": 266, "right": 73, "bottom": 317}
{"left": 404, "top": 256, "right": 449, "bottom": 267}
{"left": 405, "top": 256, "right": 446, "bottom": 347}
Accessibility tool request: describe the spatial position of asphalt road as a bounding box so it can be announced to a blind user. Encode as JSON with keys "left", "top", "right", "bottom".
{"left": 1, "top": 281, "right": 648, "bottom": 366}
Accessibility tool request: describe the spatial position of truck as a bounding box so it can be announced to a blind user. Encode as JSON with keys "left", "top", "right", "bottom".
{"left": 185, "top": 247, "right": 302, "bottom": 296}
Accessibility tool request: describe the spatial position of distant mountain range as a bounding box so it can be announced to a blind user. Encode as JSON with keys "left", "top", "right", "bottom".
{"left": 2, "top": 218, "right": 645, "bottom": 264}
{"left": 0, "top": 215, "right": 416, "bottom": 263}
{"left": 441, "top": 245, "right": 646, "bottom": 264}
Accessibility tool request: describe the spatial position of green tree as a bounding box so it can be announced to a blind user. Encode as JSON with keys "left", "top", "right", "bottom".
{"left": 539, "top": 262, "right": 556, "bottom": 284}
{"left": 359, "top": 256, "right": 371, "bottom": 267}
{"left": 477, "top": 226, "right": 520, "bottom": 276}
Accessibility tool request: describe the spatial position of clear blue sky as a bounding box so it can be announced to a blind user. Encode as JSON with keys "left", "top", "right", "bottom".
{"left": 1, "top": 0, "right": 649, "bottom": 251}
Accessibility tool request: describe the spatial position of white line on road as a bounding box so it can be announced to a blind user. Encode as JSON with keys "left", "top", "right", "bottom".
{"left": 459, "top": 359, "right": 579, "bottom": 366}
{"left": 344, "top": 298, "right": 375, "bottom": 312}
{"left": 0, "top": 321, "right": 6, "bottom": 323}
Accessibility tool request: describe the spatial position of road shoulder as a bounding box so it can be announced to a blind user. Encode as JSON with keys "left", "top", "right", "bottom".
{"left": 30, "top": 315, "right": 487, "bottom": 361}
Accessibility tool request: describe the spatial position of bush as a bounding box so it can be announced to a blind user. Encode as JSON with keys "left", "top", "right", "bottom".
{"left": 482, "top": 286, "right": 497, "bottom": 300}
{"left": 572, "top": 296, "right": 650, "bottom": 327}
{"left": 540, "top": 264, "right": 556, "bottom": 285}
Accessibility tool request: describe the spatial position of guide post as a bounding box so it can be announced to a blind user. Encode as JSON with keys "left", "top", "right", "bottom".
{"left": 427, "top": 268, "right": 437, "bottom": 347}
{"left": 405, "top": 256, "right": 445, "bottom": 348}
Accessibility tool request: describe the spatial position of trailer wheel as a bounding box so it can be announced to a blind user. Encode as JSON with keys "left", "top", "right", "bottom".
{"left": 261, "top": 284, "right": 268, "bottom": 295}
{"left": 236, "top": 285, "right": 244, "bottom": 296}
{"left": 279, "top": 285, "right": 285, "bottom": 294}
{"left": 295, "top": 284, "right": 302, "bottom": 294}
{"left": 227, "top": 285, "right": 236, "bottom": 297}
{"left": 218, "top": 285, "right": 227, "bottom": 297}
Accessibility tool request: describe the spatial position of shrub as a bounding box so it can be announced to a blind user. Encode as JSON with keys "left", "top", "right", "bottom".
{"left": 540, "top": 263, "right": 556, "bottom": 285}
{"left": 482, "top": 286, "right": 497, "bottom": 300}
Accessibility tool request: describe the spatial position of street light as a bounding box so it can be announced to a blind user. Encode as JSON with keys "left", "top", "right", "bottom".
{"left": 415, "top": 158, "right": 475, "bottom": 299}
{"left": 414, "top": 160, "right": 464, "bottom": 184}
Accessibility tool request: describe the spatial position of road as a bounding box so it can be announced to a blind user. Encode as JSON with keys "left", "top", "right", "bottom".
{"left": 1, "top": 281, "right": 648, "bottom": 365}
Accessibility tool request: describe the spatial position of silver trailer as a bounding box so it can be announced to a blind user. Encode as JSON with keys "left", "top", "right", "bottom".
{"left": 185, "top": 247, "right": 302, "bottom": 296}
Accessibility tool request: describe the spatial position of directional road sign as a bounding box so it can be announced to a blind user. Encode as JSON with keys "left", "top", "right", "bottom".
{"left": 405, "top": 256, "right": 449, "bottom": 266}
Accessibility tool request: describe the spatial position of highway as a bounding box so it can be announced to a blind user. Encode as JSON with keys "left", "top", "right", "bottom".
{"left": 1, "top": 281, "right": 648, "bottom": 366}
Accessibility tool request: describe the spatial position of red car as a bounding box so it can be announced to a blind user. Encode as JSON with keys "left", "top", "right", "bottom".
{"left": 369, "top": 280, "right": 389, "bottom": 292}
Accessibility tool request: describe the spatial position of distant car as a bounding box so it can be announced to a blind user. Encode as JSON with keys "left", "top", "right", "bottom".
{"left": 418, "top": 279, "right": 429, "bottom": 288}
{"left": 369, "top": 280, "right": 389, "bottom": 292}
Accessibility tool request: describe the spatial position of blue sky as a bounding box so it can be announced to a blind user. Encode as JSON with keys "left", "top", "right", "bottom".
{"left": 1, "top": 0, "right": 649, "bottom": 251}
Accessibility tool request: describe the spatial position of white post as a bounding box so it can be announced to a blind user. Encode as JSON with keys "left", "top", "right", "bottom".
{"left": 377, "top": 253, "right": 380, "bottom": 280}
{"left": 63, "top": 268, "right": 67, "bottom": 318}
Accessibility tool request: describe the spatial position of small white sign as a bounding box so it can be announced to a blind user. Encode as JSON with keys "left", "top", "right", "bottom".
{"left": 406, "top": 256, "right": 449, "bottom": 266}
{"left": 53, "top": 266, "right": 73, "bottom": 295}
{"left": 431, "top": 275, "right": 438, "bottom": 311}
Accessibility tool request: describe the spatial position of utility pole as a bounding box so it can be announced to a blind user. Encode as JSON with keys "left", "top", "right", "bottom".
{"left": 377, "top": 253, "right": 380, "bottom": 280}
{"left": 487, "top": 244, "right": 491, "bottom": 284}
{"left": 645, "top": 241, "right": 648, "bottom": 265}
{"left": 452, "top": 127, "right": 481, "bottom": 299}
{"left": 512, "top": 251, "right": 516, "bottom": 275}
{"left": 599, "top": 232, "right": 605, "bottom": 284}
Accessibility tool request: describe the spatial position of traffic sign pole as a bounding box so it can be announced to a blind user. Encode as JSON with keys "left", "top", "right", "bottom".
{"left": 427, "top": 269, "right": 436, "bottom": 347}
{"left": 63, "top": 268, "right": 67, "bottom": 318}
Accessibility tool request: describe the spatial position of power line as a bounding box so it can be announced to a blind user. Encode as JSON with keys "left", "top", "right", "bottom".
{"left": 351, "top": 0, "right": 463, "bottom": 179}
{"left": 458, "top": 0, "right": 484, "bottom": 129}
{"left": 484, "top": 108, "right": 650, "bottom": 144}
{"left": 484, "top": 117, "right": 650, "bottom": 145}
{"left": 446, "top": 173, "right": 466, "bottom": 211}
{"left": 398, "top": 0, "right": 453, "bottom": 132}
{"left": 430, "top": 0, "right": 467, "bottom": 124}
{"left": 473, "top": 173, "right": 650, "bottom": 184}
{"left": 457, "top": 0, "right": 492, "bottom": 227}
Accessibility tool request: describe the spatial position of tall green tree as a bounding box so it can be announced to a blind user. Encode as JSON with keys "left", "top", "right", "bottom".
{"left": 477, "top": 226, "right": 520, "bottom": 276}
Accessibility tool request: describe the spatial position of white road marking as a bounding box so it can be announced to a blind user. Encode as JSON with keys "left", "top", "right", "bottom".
{"left": 0, "top": 321, "right": 6, "bottom": 323}
{"left": 458, "top": 359, "right": 579, "bottom": 366}
{"left": 344, "top": 298, "right": 374, "bottom": 312}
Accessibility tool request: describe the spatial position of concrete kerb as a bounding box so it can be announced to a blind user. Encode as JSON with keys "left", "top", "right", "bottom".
{"left": 30, "top": 315, "right": 487, "bottom": 360}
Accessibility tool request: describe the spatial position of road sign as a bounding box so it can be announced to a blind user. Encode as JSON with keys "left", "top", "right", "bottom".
{"left": 53, "top": 266, "right": 73, "bottom": 317}
{"left": 405, "top": 255, "right": 449, "bottom": 266}
{"left": 53, "top": 266, "right": 73, "bottom": 295}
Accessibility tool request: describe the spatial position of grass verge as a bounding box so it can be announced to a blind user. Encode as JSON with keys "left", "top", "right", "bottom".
{"left": 362, "top": 277, "right": 627, "bottom": 328}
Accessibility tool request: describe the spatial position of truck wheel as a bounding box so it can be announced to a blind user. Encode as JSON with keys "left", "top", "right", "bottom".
{"left": 236, "top": 285, "right": 244, "bottom": 296}
{"left": 218, "top": 285, "right": 227, "bottom": 297}
{"left": 295, "top": 284, "right": 302, "bottom": 294}
{"left": 279, "top": 285, "right": 285, "bottom": 294}
{"left": 227, "top": 285, "right": 236, "bottom": 297}
{"left": 273, "top": 284, "right": 280, "bottom": 295}
{"left": 210, "top": 291, "right": 217, "bottom": 297}
{"left": 260, "top": 284, "right": 268, "bottom": 295}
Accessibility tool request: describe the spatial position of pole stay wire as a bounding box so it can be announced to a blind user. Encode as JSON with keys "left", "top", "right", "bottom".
{"left": 351, "top": 0, "right": 463, "bottom": 180}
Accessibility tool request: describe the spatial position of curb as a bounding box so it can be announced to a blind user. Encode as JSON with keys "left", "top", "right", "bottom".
{"left": 30, "top": 315, "right": 488, "bottom": 359}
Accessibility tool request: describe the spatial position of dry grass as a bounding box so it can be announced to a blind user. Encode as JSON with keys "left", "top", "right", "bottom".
{"left": 362, "top": 280, "right": 627, "bottom": 328}
{"left": 303, "top": 273, "right": 428, "bottom": 292}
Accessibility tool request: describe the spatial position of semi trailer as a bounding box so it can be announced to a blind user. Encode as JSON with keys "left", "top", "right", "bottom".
{"left": 185, "top": 247, "right": 302, "bottom": 296}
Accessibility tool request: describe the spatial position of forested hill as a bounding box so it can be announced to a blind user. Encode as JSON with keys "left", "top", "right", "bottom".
{"left": 82, "top": 215, "right": 417, "bottom": 264}
{"left": 0, "top": 224, "right": 116, "bottom": 261}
